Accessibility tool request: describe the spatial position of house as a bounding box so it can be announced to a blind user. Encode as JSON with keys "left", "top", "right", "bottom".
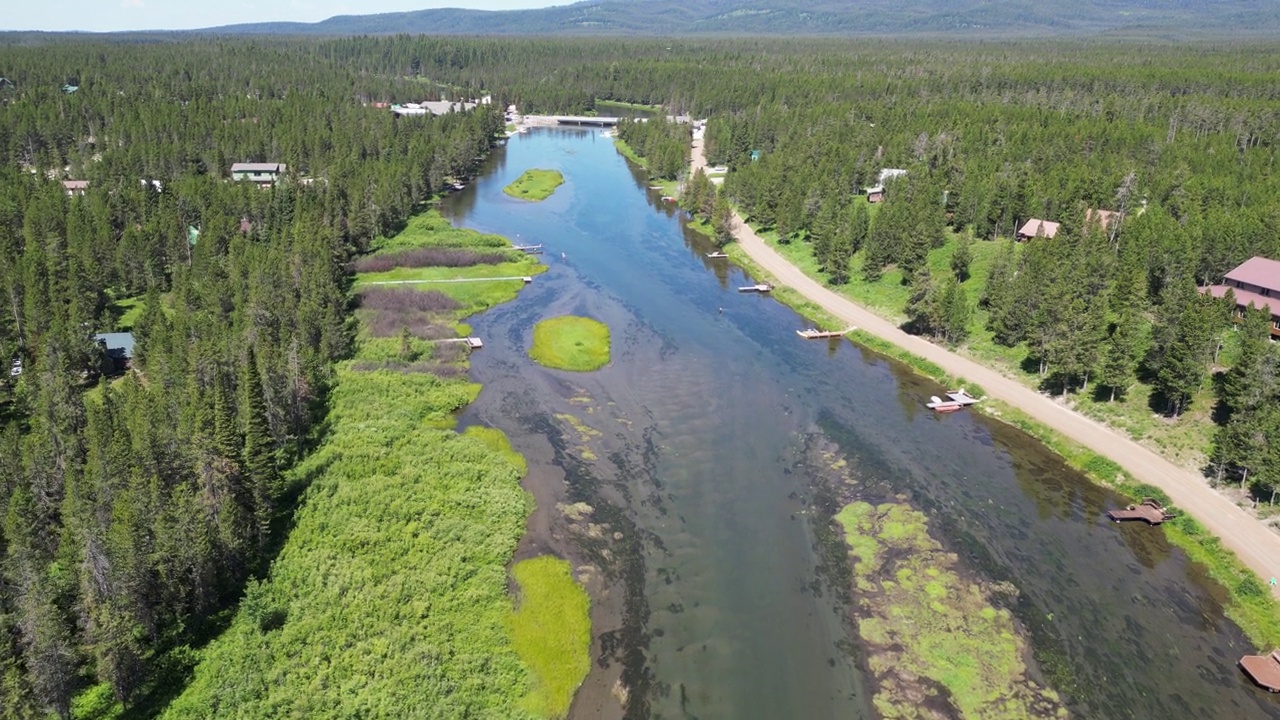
{"left": 1204, "top": 256, "right": 1280, "bottom": 338}
{"left": 1016, "top": 218, "right": 1060, "bottom": 241}
{"left": 62, "top": 180, "right": 89, "bottom": 196}
{"left": 94, "top": 332, "right": 135, "bottom": 374}
{"left": 230, "top": 162, "right": 287, "bottom": 186}
{"left": 865, "top": 185, "right": 885, "bottom": 203}
{"left": 1085, "top": 208, "right": 1119, "bottom": 234}
{"left": 878, "top": 168, "right": 908, "bottom": 185}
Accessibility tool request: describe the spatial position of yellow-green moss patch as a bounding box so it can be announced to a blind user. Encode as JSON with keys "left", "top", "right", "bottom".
{"left": 530, "top": 316, "right": 610, "bottom": 372}
{"left": 509, "top": 556, "right": 592, "bottom": 719}
{"left": 504, "top": 169, "right": 564, "bottom": 201}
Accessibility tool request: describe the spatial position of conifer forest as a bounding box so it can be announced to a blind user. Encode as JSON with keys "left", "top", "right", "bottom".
{"left": 2, "top": 33, "right": 1280, "bottom": 718}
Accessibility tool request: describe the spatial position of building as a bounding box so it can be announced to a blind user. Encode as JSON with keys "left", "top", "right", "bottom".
{"left": 230, "top": 162, "right": 287, "bottom": 186}
{"left": 391, "top": 100, "right": 479, "bottom": 117}
{"left": 62, "top": 180, "right": 89, "bottom": 196}
{"left": 878, "top": 168, "right": 908, "bottom": 184}
{"left": 94, "top": 332, "right": 135, "bottom": 374}
{"left": 1085, "top": 208, "right": 1119, "bottom": 233}
{"left": 865, "top": 185, "right": 885, "bottom": 203}
{"left": 1016, "top": 218, "right": 1060, "bottom": 241}
{"left": 1204, "top": 256, "right": 1280, "bottom": 338}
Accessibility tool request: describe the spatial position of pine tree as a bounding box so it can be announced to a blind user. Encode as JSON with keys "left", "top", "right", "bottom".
{"left": 1154, "top": 280, "right": 1216, "bottom": 416}
{"left": 241, "top": 346, "right": 279, "bottom": 557}
{"left": 950, "top": 233, "right": 973, "bottom": 282}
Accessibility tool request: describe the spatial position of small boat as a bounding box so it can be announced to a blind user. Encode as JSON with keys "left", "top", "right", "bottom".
{"left": 926, "top": 389, "right": 979, "bottom": 412}
{"left": 648, "top": 185, "right": 663, "bottom": 190}
{"left": 738, "top": 283, "right": 773, "bottom": 293}
{"left": 661, "top": 196, "right": 677, "bottom": 203}
{"left": 706, "top": 251, "right": 728, "bottom": 259}
{"left": 797, "top": 327, "right": 855, "bottom": 339}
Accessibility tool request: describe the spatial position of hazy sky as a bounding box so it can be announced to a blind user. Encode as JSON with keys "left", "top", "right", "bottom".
{"left": 7, "top": 0, "right": 578, "bottom": 33}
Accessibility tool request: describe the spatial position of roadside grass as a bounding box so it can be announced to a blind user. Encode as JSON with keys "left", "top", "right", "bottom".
{"left": 530, "top": 316, "right": 611, "bottom": 372}
{"left": 508, "top": 556, "right": 592, "bottom": 719}
{"left": 504, "top": 169, "right": 565, "bottom": 202}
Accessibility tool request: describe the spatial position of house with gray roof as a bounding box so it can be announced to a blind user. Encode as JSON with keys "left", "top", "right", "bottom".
{"left": 230, "top": 162, "right": 287, "bottom": 186}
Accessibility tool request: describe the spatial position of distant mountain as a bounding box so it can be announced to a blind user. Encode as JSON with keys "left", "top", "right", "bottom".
{"left": 204, "top": 0, "right": 1280, "bottom": 37}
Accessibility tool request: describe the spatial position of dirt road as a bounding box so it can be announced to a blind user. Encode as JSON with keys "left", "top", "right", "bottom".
{"left": 690, "top": 133, "right": 1280, "bottom": 596}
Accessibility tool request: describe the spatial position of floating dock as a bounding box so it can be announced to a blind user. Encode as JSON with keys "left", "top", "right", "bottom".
{"left": 706, "top": 251, "right": 728, "bottom": 259}
{"left": 512, "top": 244, "right": 543, "bottom": 253}
{"left": 1106, "top": 498, "right": 1175, "bottom": 525}
{"left": 738, "top": 283, "right": 773, "bottom": 293}
{"left": 797, "top": 327, "right": 856, "bottom": 339}
{"left": 1241, "top": 651, "right": 1280, "bottom": 692}
{"left": 926, "top": 389, "right": 980, "bottom": 412}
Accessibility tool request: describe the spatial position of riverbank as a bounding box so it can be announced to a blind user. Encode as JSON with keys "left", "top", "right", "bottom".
{"left": 161, "top": 210, "right": 590, "bottom": 717}
{"left": 688, "top": 132, "right": 1280, "bottom": 645}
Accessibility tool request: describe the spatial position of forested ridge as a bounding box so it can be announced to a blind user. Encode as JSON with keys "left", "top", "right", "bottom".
{"left": 0, "top": 40, "right": 503, "bottom": 717}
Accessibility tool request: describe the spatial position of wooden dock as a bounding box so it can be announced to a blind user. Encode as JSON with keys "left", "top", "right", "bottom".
{"left": 797, "top": 327, "right": 856, "bottom": 339}
{"left": 359, "top": 276, "right": 533, "bottom": 287}
{"left": 738, "top": 283, "right": 773, "bottom": 293}
{"left": 926, "top": 389, "right": 980, "bottom": 412}
{"left": 512, "top": 244, "right": 543, "bottom": 253}
{"left": 706, "top": 251, "right": 728, "bottom": 259}
{"left": 1241, "top": 650, "right": 1280, "bottom": 692}
{"left": 1106, "top": 498, "right": 1175, "bottom": 525}
{"left": 439, "top": 337, "right": 484, "bottom": 350}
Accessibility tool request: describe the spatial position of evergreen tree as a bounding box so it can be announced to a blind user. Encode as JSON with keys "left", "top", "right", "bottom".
{"left": 241, "top": 347, "right": 279, "bottom": 558}
{"left": 950, "top": 233, "right": 973, "bottom": 282}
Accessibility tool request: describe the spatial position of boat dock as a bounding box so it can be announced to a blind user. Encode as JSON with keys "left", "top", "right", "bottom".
{"left": 512, "top": 244, "right": 543, "bottom": 254}
{"left": 1240, "top": 651, "right": 1280, "bottom": 692}
{"left": 926, "top": 389, "right": 980, "bottom": 412}
{"left": 359, "top": 276, "right": 533, "bottom": 287}
{"left": 738, "top": 283, "right": 773, "bottom": 293}
{"left": 797, "top": 327, "right": 856, "bottom": 339}
{"left": 439, "top": 337, "right": 484, "bottom": 350}
{"left": 1106, "top": 498, "right": 1175, "bottom": 525}
{"left": 706, "top": 251, "right": 728, "bottom": 259}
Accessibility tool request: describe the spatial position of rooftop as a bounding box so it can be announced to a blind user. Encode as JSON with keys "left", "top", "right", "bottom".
{"left": 1226, "top": 256, "right": 1280, "bottom": 293}
{"left": 1018, "top": 218, "right": 1060, "bottom": 239}
{"left": 94, "top": 332, "right": 135, "bottom": 359}
{"left": 230, "top": 162, "right": 286, "bottom": 174}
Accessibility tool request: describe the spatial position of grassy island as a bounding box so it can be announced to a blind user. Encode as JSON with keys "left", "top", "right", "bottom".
{"left": 837, "top": 501, "right": 1067, "bottom": 719}
{"left": 505, "top": 169, "right": 564, "bottom": 201}
{"left": 509, "top": 556, "right": 592, "bottom": 718}
{"left": 530, "top": 316, "right": 611, "bottom": 371}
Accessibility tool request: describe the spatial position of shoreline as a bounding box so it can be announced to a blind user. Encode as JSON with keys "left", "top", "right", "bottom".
{"left": 686, "top": 130, "right": 1280, "bottom": 622}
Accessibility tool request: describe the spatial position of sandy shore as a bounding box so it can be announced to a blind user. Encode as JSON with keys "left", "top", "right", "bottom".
{"left": 689, "top": 131, "right": 1280, "bottom": 598}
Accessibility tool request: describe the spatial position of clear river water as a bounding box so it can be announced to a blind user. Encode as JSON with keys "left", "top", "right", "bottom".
{"left": 445, "top": 127, "right": 1280, "bottom": 720}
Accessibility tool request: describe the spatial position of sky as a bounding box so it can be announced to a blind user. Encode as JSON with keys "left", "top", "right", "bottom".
{"left": 6, "top": 0, "right": 578, "bottom": 33}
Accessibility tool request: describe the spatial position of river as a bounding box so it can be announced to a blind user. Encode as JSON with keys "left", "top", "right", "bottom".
{"left": 444, "top": 127, "right": 1280, "bottom": 720}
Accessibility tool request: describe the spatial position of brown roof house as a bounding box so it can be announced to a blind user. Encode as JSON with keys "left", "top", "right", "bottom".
{"left": 1085, "top": 208, "right": 1119, "bottom": 233}
{"left": 1016, "top": 218, "right": 1059, "bottom": 241}
{"left": 62, "top": 180, "right": 90, "bottom": 196}
{"left": 1204, "top": 256, "right": 1280, "bottom": 338}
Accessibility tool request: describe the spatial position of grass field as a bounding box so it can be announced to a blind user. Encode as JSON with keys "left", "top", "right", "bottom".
{"left": 505, "top": 169, "right": 565, "bottom": 201}
{"left": 530, "top": 316, "right": 611, "bottom": 372}
{"left": 509, "top": 556, "right": 592, "bottom": 719}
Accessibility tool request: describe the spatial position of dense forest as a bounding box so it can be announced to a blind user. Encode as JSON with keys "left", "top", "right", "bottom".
{"left": 5, "top": 32, "right": 1280, "bottom": 718}
{"left": 0, "top": 40, "right": 502, "bottom": 717}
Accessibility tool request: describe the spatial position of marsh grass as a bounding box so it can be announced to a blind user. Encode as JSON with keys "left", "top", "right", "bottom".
{"left": 504, "top": 169, "right": 565, "bottom": 201}
{"left": 530, "top": 316, "right": 611, "bottom": 372}
{"left": 508, "top": 556, "right": 591, "bottom": 719}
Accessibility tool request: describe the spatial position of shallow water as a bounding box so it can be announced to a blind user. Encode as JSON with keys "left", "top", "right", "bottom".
{"left": 447, "top": 128, "right": 1280, "bottom": 719}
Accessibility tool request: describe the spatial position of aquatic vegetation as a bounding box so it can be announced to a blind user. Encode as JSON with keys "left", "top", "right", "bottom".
{"left": 836, "top": 501, "right": 1067, "bottom": 719}
{"left": 555, "top": 413, "right": 602, "bottom": 461}
{"left": 509, "top": 556, "right": 592, "bottom": 719}
{"left": 505, "top": 168, "right": 565, "bottom": 201}
{"left": 531, "top": 316, "right": 611, "bottom": 371}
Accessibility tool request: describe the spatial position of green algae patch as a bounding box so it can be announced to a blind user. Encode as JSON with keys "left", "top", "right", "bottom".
{"left": 505, "top": 169, "right": 564, "bottom": 201}
{"left": 836, "top": 501, "right": 1067, "bottom": 719}
{"left": 531, "top": 316, "right": 611, "bottom": 371}
{"left": 509, "top": 556, "right": 592, "bottom": 719}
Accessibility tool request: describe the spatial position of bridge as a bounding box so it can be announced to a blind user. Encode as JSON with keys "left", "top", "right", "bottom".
{"left": 554, "top": 115, "right": 620, "bottom": 127}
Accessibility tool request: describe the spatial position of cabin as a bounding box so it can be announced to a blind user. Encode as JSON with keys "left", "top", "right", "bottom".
{"left": 1203, "top": 256, "right": 1280, "bottom": 338}
{"left": 878, "top": 168, "right": 908, "bottom": 184}
{"left": 94, "top": 332, "right": 135, "bottom": 375}
{"left": 230, "top": 162, "right": 287, "bottom": 186}
{"left": 865, "top": 185, "right": 885, "bottom": 203}
{"left": 1016, "top": 218, "right": 1060, "bottom": 242}
{"left": 62, "top": 180, "right": 89, "bottom": 196}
